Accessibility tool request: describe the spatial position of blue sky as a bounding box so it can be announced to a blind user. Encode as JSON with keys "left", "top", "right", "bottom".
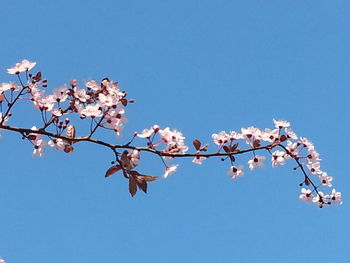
{"left": 0, "top": 0, "right": 349, "bottom": 262}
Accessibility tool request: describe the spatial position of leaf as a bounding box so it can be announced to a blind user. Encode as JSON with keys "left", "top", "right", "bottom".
{"left": 223, "top": 146, "right": 230, "bottom": 153}
{"left": 231, "top": 143, "right": 239, "bottom": 151}
{"left": 129, "top": 175, "right": 137, "bottom": 197}
{"left": 136, "top": 177, "right": 147, "bottom": 193}
{"left": 141, "top": 175, "right": 159, "bottom": 182}
{"left": 105, "top": 165, "right": 122, "bottom": 178}
{"left": 193, "top": 139, "right": 201, "bottom": 151}
{"left": 229, "top": 155, "right": 235, "bottom": 162}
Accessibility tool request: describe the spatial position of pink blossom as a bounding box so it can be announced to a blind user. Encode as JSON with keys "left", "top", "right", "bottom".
{"left": 7, "top": 59, "right": 36, "bottom": 74}
{"left": 273, "top": 119, "right": 290, "bottom": 129}
{"left": 271, "top": 150, "right": 286, "bottom": 168}
{"left": 85, "top": 80, "right": 100, "bottom": 91}
{"left": 331, "top": 189, "right": 342, "bottom": 205}
{"left": 29, "top": 127, "right": 46, "bottom": 157}
{"left": 319, "top": 172, "right": 333, "bottom": 187}
{"left": 307, "top": 148, "right": 321, "bottom": 164}
{"left": 241, "top": 126, "right": 261, "bottom": 145}
{"left": 299, "top": 188, "right": 314, "bottom": 202}
{"left": 48, "top": 138, "right": 66, "bottom": 150}
{"left": 261, "top": 128, "right": 279, "bottom": 143}
{"left": 285, "top": 128, "right": 298, "bottom": 139}
{"left": 306, "top": 162, "right": 322, "bottom": 174}
{"left": 163, "top": 165, "right": 178, "bottom": 178}
{"left": 212, "top": 131, "right": 229, "bottom": 145}
{"left": 80, "top": 104, "right": 102, "bottom": 118}
{"left": 0, "top": 82, "right": 20, "bottom": 93}
{"left": 137, "top": 125, "right": 160, "bottom": 139}
{"left": 73, "top": 87, "right": 90, "bottom": 102}
{"left": 192, "top": 156, "right": 206, "bottom": 164}
{"left": 53, "top": 85, "right": 68, "bottom": 102}
{"left": 248, "top": 155, "right": 265, "bottom": 170}
{"left": 159, "top": 128, "right": 188, "bottom": 154}
{"left": 300, "top": 137, "right": 314, "bottom": 150}
{"left": 228, "top": 131, "right": 243, "bottom": 141}
{"left": 227, "top": 165, "right": 244, "bottom": 179}
{"left": 286, "top": 141, "right": 299, "bottom": 156}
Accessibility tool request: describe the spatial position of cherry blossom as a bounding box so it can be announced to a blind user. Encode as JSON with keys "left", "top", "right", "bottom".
{"left": 285, "top": 128, "right": 298, "bottom": 139}
{"left": 0, "top": 82, "right": 20, "bottom": 93}
{"left": 212, "top": 131, "right": 229, "bottom": 145}
{"left": 271, "top": 150, "right": 286, "bottom": 168}
{"left": 73, "top": 87, "right": 90, "bottom": 102}
{"left": 227, "top": 165, "right": 244, "bottom": 179}
{"left": 273, "top": 119, "right": 290, "bottom": 129}
{"left": 159, "top": 128, "right": 188, "bottom": 154}
{"left": 241, "top": 126, "right": 261, "bottom": 145}
{"left": 192, "top": 156, "right": 206, "bottom": 164}
{"left": 137, "top": 125, "right": 160, "bottom": 139}
{"left": 7, "top": 59, "right": 36, "bottom": 74}
{"left": 307, "top": 162, "right": 322, "bottom": 174}
{"left": 331, "top": 189, "right": 342, "bottom": 205}
{"left": 79, "top": 104, "right": 102, "bottom": 118}
{"left": 261, "top": 128, "right": 279, "bottom": 143}
{"left": 299, "top": 188, "right": 314, "bottom": 202}
{"left": 163, "top": 165, "right": 178, "bottom": 178}
{"left": 286, "top": 140, "right": 300, "bottom": 156}
{"left": 248, "top": 155, "right": 265, "bottom": 170}
{"left": 48, "top": 138, "right": 66, "bottom": 150}
{"left": 319, "top": 172, "right": 333, "bottom": 187}
{"left": 85, "top": 80, "right": 100, "bottom": 91}
{"left": 53, "top": 85, "right": 68, "bottom": 102}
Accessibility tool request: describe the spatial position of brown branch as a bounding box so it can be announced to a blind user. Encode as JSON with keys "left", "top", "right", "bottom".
{"left": 0, "top": 124, "right": 279, "bottom": 158}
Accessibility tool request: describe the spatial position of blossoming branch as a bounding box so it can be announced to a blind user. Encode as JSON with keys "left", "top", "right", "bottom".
{"left": 0, "top": 59, "right": 342, "bottom": 208}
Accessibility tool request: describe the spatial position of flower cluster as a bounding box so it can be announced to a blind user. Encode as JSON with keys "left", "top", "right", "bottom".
{"left": 136, "top": 125, "right": 188, "bottom": 177}
{"left": 211, "top": 119, "right": 341, "bottom": 207}
{"left": 0, "top": 59, "right": 342, "bottom": 206}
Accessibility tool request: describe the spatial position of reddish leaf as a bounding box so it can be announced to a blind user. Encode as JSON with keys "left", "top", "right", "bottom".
{"left": 129, "top": 175, "right": 137, "bottom": 197}
{"left": 223, "top": 146, "right": 230, "bottom": 153}
{"left": 136, "top": 177, "right": 147, "bottom": 193}
{"left": 193, "top": 139, "right": 201, "bottom": 151}
{"left": 141, "top": 175, "right": 158, "bottom": 182}
{"left": 231, "top": 143, "right": 239, "bottom": 151}
{"left": 229, "top": 155, "right": 235, "bottom": 162}
{"left": 105, "top": 165, "right": 122, "bottom": 178}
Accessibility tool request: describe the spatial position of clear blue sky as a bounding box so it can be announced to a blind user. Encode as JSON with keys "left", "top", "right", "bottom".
{"left": 0, "top": 0, "right": 349, "bottom": 262}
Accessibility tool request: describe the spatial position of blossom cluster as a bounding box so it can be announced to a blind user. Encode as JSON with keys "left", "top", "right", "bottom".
{"left": 210, "top": 119, "right": 341, "bottom": 207}
{"left": 0, "top": 59, "right": 342, "bottom": 206}
{"left": 1, "top": 60, "right": 131, "bottom": 156}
